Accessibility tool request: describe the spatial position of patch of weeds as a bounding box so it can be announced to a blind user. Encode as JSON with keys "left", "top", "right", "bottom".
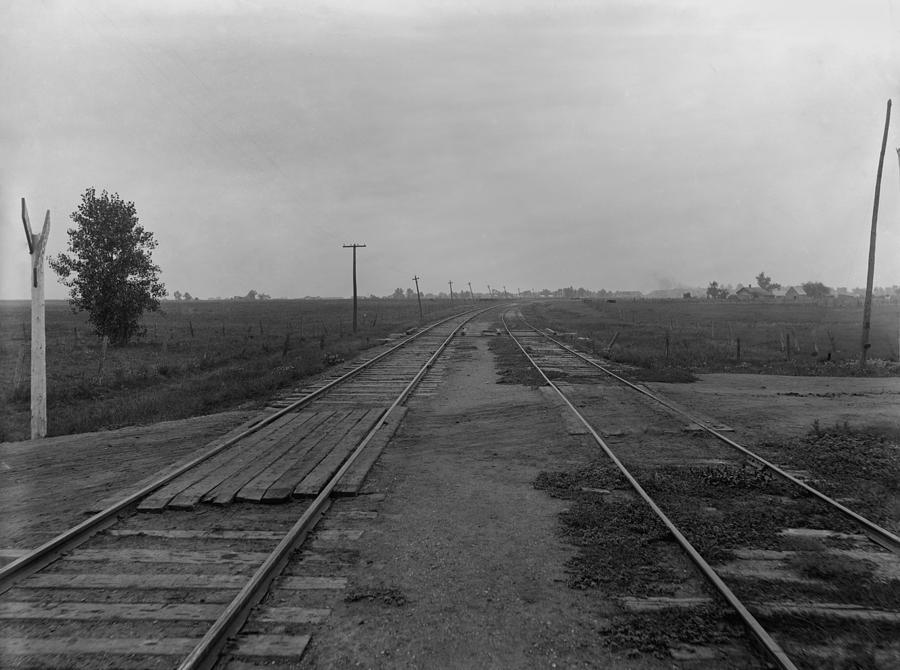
{"left": 645, "top": 464, "right": 782, "bottom": 493}
{"left": 537, "top": 467, "right": 680, "bottom": 593}
{"left": 759, "top": 422, "right": 900, "bottom": 525}
{"left": 344, "top": 586, "right": 407, "bottom": 607}
{"left": 605, "top": 605, "right": 740, "bottom": 658}
{"left": 788, "top": 550, "right": 876, "bottom": 582}
{"left": 639, "top": 465, "right": 804, "bottom": 562}
{"left": 534, "top": 460, "right": 622, "bottom": 499}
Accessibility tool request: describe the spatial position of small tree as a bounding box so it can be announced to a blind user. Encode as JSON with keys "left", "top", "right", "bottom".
{"left": 50, "top": 188, "right": 166, "bottom": 345}
{"left": 706, "top": 281, "right": 728, "bottom": 299}
{"left": 755, "top": 271, "right": 781, "bottom": 291}
{"left": 173, "top": 290, "right": 182, "bottom": 301}
{"left": 801, "top": 281, "right": 831, "bottom": 299}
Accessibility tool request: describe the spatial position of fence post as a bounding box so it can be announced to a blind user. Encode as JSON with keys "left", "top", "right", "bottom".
{"left": 21, "top": 199, "right": 50, "bottom": 439}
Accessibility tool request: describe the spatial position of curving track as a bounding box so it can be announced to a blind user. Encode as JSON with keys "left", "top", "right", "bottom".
{"left": 0, "top": 308, "right": 489, "bottom": 669}
{"left": 503, "top": 307, "right": 900, "bottom": 669}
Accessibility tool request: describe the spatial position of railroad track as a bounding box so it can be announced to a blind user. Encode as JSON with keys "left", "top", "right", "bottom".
{"left": 503, "top": 308, "right": 900, "bottom": 669}
{"left": 0, "top": 308, "right": 488, "bottom": 669}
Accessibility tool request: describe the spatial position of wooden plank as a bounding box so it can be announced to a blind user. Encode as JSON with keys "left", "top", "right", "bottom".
{"left": 755, "top": 602, "right": 900, "bottom": 623}
{"left": 108, "top": 529, "right": 285, "bottom": 541}
{"left": 65, "top": 548, "right": 269, "bottom": 565}
{"left": 294, "top": 409, "right": 384, "bottom": 496}
{"left": 620, "top": 596, "right": 712, "bottom": 612}
{"left": 0, "top": 637, "right": 197, "bottom": 656}
{"left": 261, "top": 409, "right": 372, "bottom": 502}
{"left": 233, "top": 634, "right": 311, "bottom": 658}
{"left": 0, "top": 601, "right": 223, "bottom": 621}
{"left": 234, "top": 410, "right": 357, "bottom": 501}
{"left": 257, "top": 606, "right": 330, "bottom": 623}
{"left": 334, "top": 407, "right": 407, "bottom": 495}
{"left": 202, "top": 410, "right": 340, "bottom": 505}
{"left": 313, "top": 530, "right": 363, "bottom": 542}
{"left": 231, "top": 409, "right": 357, "bottom": 503}
{"left": 138, "top": 411, "right": 316, "bottom": 511}
{"left": 279, "top": 576, "right": 347, "bottom": 590}
{"left": 163, "top": 411, "right": 323, "bottom": 509}
{"left": 23, "top": 573, "right": 248, "bottom": 590}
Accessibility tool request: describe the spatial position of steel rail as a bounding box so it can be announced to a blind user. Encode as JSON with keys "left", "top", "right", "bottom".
{"left": 177, "top": 307, "right": 489, "bottom": 670}
{"left": 514, "top": 314, "right": 900, "bottom": 555}
{"left": 502, "top": 313, "right": 797, "bottom": 669}
{"left": 0, "top": 308, "right": 479, "bottom": 594}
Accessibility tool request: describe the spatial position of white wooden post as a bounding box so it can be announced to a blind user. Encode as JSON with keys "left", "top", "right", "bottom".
{"left": 21, "top": 198, "right": 51, "bottom": 439}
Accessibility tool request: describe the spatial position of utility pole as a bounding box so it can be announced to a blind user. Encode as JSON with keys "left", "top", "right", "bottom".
{"left": 21, "top": 199, "right": 51, "bottom": 439}
{"left": 861, "top": 99, "right": 891, "bottom": 369}
{"left": 468, "top": 282, "right": 475, "bottom": 302}
{"left": 487, "top": 284, "right": 493, "bottom": 299}
{"left": 503, "top": 285, "right": 507, "bottom": 299}
{"left": 448, "top": 280, "right": 454, "bottom": 304}
{"left": 342, "top": 243, "right": 366, "bottom": 333}
{"left": 412, "top": 275, "right": 423, "bottom": 321}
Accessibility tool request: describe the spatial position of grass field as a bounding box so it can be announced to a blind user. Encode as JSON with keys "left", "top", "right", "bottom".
{"left": 522, "top": 299, "right": 900, "bottom": 381}
{"left": 0, "top": 298, "right": 468, "bottom": 441}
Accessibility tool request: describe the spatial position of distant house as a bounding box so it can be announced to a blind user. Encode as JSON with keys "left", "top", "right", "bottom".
{"left": 784, "top": 286, "right": 807, "bottom": 300}
{"left": 736, "top": 286, "right": 773, "bottom": 300}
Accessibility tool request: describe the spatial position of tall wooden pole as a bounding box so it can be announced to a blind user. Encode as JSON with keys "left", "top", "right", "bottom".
{"left": 861, "top": 99, "right": 891, "bottom": 368}
{"left": 343, "top": 243, "right": 366, "bottom": 333}
{"left": 468, "top": 282, "right": 474, "bottom": 302}
{"left": 448, "top": 280, "right": 454, "bottom": 304}
{"left": 21, "top": 199, "right": 51, "bottom": 439}
{"left": 412, "top": 275, "right": 423, "bottom": 321}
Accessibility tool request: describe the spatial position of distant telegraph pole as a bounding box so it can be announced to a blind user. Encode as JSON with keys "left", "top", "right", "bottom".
{"left": 412, "top": 275, "right": 423, "bottom": 321}
{"left": 21, "top": 198, "right": 51, "bottom": 439}
{"left": 860, "top": 99, "right": 891, "bottom": 368}
{"left": 448, "top": 280, "right": 454, "bottom": 304}
{"left": 342, "top": 243, "right": 366, "bottom": 333}
{"left": 468, "top": 282, "right": 475, "bottom": 302}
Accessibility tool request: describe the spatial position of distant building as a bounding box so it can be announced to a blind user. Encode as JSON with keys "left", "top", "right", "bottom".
{"left": 784, "top": 286, "right": 807, "bottom": 300}
{"left": 736, "top": 286, "right": 773, "bottom": 300}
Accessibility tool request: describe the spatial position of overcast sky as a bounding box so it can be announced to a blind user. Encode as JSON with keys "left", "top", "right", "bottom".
{"left": 2, "top": 0, "right": 899, "bottom": 300}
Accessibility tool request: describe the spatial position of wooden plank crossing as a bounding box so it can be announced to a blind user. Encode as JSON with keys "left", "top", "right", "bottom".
{"left": 165, "top": 411, "right": 327, "bottom": 509}
{"left": 136, "top": 406, "right": 388, "bottom": 509}
{"left": 293, "top": 409, "right": 385, "bottom": 496}
{"left": 138, "top": 410, "right": 320, "bottom": 511}
{"left": 201, "top": 410, "right": 343, "bottom": 505}
{"left": 236, "top": 408, "right": 369, "bottom": 503}
{"left": 261, "top": 408, "right": 383, "bottom": 502}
